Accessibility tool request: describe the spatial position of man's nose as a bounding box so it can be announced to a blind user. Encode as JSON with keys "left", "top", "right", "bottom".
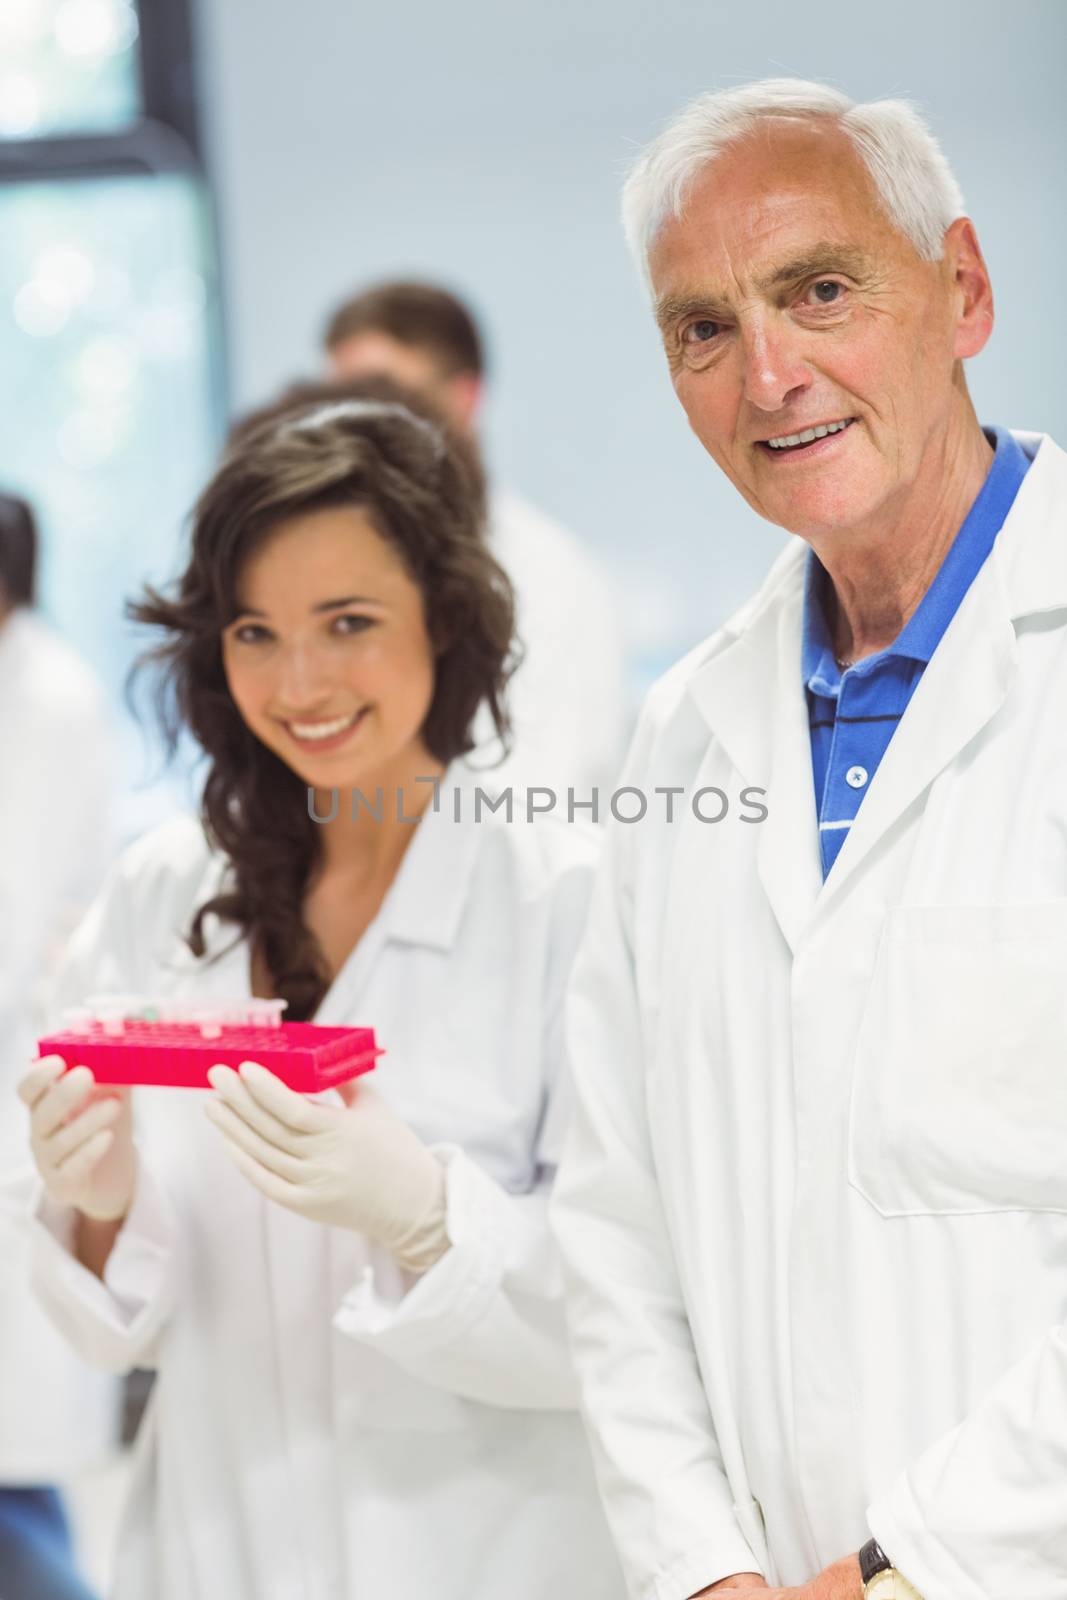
{"left": 740, "top": 317, "right": 812, "bottom": 413}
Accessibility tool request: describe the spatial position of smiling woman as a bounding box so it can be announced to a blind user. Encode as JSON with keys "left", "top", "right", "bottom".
{"left": 130, "top": 376, "right": 515, "bottom": 1021}
{"left": 221, "top": 503, "right": 438, "bottom": 775}
{"left": 14, "top": 374, "right": 623, "bottom": 1600}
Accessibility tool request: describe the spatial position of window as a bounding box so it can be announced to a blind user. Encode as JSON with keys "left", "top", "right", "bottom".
{"left": 0, "top": 0, "right": 142, "bottom": 139}
{"left": 0, "top": 0, "right": 224, "bottom": 833}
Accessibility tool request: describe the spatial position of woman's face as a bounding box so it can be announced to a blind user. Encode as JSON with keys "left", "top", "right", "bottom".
{"left": 221, "top": 504, "right": 438, "bottom": 789}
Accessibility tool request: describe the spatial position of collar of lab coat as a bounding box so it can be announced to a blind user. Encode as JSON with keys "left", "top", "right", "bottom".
{"left": 369, "top": 764, "right": 481, "bottom": 952}
{"left": 183, "top": 761, "right": 481, "bottom": 988}
{"left": 685, "top": 431, "right": 1067, "bottom": 948}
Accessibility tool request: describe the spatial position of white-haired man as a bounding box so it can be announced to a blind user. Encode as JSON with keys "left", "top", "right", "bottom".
{"left": 552, "top": 79, "right": 1067, "bottom": 1600}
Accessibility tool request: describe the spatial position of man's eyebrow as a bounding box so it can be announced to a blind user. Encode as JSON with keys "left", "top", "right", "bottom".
{"left": 654, "top": 245, "right": 875, "bottom": 330}
{"left": 654, "top": 291, "right": 727, "bottom": 333}
{"left": 757, "top": 244, "right": 874, "bottom": 291}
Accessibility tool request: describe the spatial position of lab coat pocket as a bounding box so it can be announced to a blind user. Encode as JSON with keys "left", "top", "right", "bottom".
{"left": 849, "top": 902, "right": 1067, "bottom": 1216}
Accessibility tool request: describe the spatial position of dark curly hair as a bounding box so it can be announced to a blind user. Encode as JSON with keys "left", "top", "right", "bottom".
{"left": 131, "top": 376, "right": 516, "bottom": 1020}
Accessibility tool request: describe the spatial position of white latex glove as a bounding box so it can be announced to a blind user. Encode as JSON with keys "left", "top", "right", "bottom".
{"left": 17, "top": 1056, "right": 135, "bottom": 1222}
{"left": 204, "top": 1061, "right": 450, "bottom": 1274}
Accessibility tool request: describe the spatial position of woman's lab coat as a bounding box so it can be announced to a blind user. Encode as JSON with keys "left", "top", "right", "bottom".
{"left": 0, "top": 608, "right": 119, "bottom": 1482}
{"left": 553, "top": 433, "right": 1067, "bottom": 1600}
{"left": 20, "top": 782, "right": 622, "bottom": 1599}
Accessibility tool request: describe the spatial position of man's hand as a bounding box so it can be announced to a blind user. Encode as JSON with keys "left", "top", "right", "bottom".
{"left": 693, "top": 1576, "right": 768, "bottom": 1593}
{"left": 691, "top": 1556, "right": 862, "bottom": 1599}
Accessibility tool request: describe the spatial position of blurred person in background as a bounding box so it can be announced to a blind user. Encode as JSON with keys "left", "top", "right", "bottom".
{"left": 324, "top": 280, "right": 629, "bottom": 798}
{"left": 11, "top": 386, "right": 622, "bottom": 1600}
{"left": 0, "top": 494, "right": 118, "bottom": 1600}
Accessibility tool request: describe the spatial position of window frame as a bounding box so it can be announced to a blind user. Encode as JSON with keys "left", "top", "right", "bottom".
{"left": 0, "top": 0, "right": 229, "bottom": 419}
{"left": 0, "top": 0, "right": 205, "bottom": 182}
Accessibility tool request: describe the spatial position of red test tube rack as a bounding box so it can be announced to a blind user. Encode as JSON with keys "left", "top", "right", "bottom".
{"left": 38, "top": 995, "right": 382, "bottom": 1092}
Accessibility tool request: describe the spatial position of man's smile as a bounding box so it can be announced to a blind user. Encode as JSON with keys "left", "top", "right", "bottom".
{"left": 763, "top": 416, "right": 856, "bottom": 449}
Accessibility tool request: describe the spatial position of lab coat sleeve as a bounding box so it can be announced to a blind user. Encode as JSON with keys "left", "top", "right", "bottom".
{"left": 866, "top": 1323, "right": 1067, "bottom": 1600}
{"left": 14, "top": 838, "right": 187, "bottom": 1375}
{"left": 25, "top": 1153, "right": 178, "bottom": 1375}
{"left": 548, "top": 720, "right": 765, "bottom": 1600}
{"left": 333, "top": 854, "right": 595, "bottom": 1412}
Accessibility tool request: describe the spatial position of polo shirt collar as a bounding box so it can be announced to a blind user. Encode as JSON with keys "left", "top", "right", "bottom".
{"left": 801, "top": 424, "right": 1032, "bottom": 693}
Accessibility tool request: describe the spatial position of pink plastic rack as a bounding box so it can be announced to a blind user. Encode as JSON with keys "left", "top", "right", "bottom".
{"left": 38, "top": 997, "right": 382, "bottom": 1092}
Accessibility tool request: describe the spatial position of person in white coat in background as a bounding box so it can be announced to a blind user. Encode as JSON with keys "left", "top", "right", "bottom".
{"left": 552, "top": 79, "right": 1067, "bottom": 1600}
{"left": 12, "top": 382, "right": 622, "bottom": 1600}
{"left": 0, "top": 494, "right": 118, "bottom": 1600}
{"left": 324, "top": 280, "right": 629, "bottom": 798}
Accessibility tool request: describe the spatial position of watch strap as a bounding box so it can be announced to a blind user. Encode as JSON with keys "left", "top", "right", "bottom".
{"left": 859, "top": 1539, "right": 892, "bottom": 1584}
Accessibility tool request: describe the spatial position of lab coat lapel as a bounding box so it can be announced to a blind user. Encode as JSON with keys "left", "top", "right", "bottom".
{"left": 819, "top": 432, "right": 1067, "bottom": 903}
{"left": 688, "top": 545, "right": 823, "bottom": 952}
{"left": 365, "top": 773, "right": 481, "bottom": 955}
{"left": 820, "top": 565, "right": 1016, "bottom": 901}
{"left": 756, "top": 636, "right": 824, "bottom": 951}
{"left": 258, "top": 776, "right": 484, "bottom": 1549}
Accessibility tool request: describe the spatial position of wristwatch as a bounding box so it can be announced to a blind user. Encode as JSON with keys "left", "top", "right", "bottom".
{"left": 859, "top": 1539, "right": 924, "bottom": 1599}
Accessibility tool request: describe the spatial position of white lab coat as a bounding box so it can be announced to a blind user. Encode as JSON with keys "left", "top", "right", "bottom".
{"left": 552, "top": 432, "right": 1067, "bottom": 1600}
{"left": 16, "top": 782, "right": 623, "bottom": 1599}
{"left": 0, "top": 607, "right": 119, "bottom": 1482}
{"left": 472, "top": 490, "right": 629, "bottom": 797}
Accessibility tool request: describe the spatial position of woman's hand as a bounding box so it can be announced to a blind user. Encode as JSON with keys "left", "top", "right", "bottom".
{"left": 204, "top": 1062, "right": 450, "bottom": 1273}
{"left": 18, "top": 1056, "right": 135, "bottom": 1222}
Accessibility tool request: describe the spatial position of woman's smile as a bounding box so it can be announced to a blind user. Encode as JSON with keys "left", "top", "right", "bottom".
{"left": 279, "top": 706, "right": 369, "bottom": 753}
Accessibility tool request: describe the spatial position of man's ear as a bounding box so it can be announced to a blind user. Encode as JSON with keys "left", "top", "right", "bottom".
{"left": 442, "top": 371, "right": 483, "bottom": 432}
{"left": 945, "top": 217, "right": 994, "bottom": 361}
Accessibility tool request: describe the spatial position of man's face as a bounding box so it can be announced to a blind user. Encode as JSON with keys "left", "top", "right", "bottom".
{"left": 326, "top": 330, "right": 478, "bottom": 433}
{"left": 329, "top": 330, "right": 444, "bottom": 392}
{"left": 649, "top": 121, "right": 983, "bottom": 542}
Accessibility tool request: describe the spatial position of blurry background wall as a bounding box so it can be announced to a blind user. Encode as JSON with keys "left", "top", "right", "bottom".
{"left": 2, "top": 0, "right": 1065, "bottom": 828}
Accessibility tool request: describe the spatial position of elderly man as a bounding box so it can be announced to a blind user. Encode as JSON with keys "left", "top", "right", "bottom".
{"left": 552, "top": 79, "right": 1067, "bottom": 1600}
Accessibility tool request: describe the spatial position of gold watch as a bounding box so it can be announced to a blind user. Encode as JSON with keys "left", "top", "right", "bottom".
{"left": 859, "top": 1539, "right": 923, "bottom": 1600}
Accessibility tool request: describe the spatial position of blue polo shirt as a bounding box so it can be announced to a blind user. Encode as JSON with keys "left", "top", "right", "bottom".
{"left": 803, "top": 426, "right": 1032, "bottom": 877}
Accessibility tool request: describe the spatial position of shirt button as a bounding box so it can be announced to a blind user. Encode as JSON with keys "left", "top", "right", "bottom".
{"left": 846, "top": 765, "right": 868, "bottom": 789}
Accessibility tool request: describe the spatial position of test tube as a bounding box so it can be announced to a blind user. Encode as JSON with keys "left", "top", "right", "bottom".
{"left": 248, "top": 999, "right": 287, "bottom": 1028}
{"left": 84, "top": 991, "right": 143, "bottom": 1022}
{"left": 96, "top": 1002, "right": 127, "bottom": 1038}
